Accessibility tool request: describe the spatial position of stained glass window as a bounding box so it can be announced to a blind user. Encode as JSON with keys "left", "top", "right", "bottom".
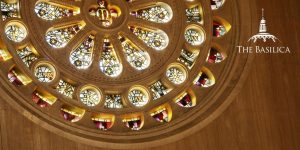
{"left": 186, "top": 6, "right": 202, "bottom": 23}
{"left": 119, "top": 36, "right": 150, "bottom": 70}
{"left": 175, "top": 92, "right": 194, "bottom": 107}
{"left": 0, "top": 49, "right": 11, "bottom": 61}
{"left": 149, "top": 81, "right": 170, "bottom": 100}
{"left": 184, "top": 28, "right": 204, "bottom": 46}
{"left": 130, "top": 4, "right": 172, "bottom": 23}
{"left": 34, "top": 64, "right": 56, "bottom": 83}
{"left": 177, "top": 49, "right": 198, "bottom": 69}
{"left": 211, "top": 0, "right": 225, "bottom": 10}
{"left": 17, "top": 47, "right": 38, "bottom": 67}
{"left": 207, "top": 47, "right": 225, "bottom": 63}
{"left": 128, "top": 88, "right": 149, "bottom": 107}
{"left": 61, "top": 105, "right": 85, "bottom": 122}
{"left": 104, "top": 94, "right": 123, "bottom": 109}
{"left": 93, "top": 118, "right": 113, "bottom": 130}
{"left": 8, "top": 69, "right": 23, "bottom": 86}
{"left": 70, "top": 35, "right": 94, "bottom": 69}
{"left": 213, "top": 21, "right": 226, "bottom": 37}
{"left": 7, "top": 68, "right": 31, "bottom": 86}
{"left": 35, "top": 2, "right": 79, "bottom": 21}
{"left": 166, "top": 67, "right": 186, "bottom": 84}
{"left": 32, "top": 92, "right": 51, "bottom": 108}
{"left": 151, "top": 108, "right": 169, "bottom": 122}
{"left": 123, "top": 118, "right": 142, "bottom": 131}
{"left": 99, "top": 39, "right": 122, "bottom": 77}
{"left": 129, "top": 26, "right": 168, "bottom": 51}
{"left": 5, "top": 23, "right": 27, "bottom": 42}
{"left": 46, "top": 24, "right": 84, "bottom": 48}
{"left": 194, "top": 71, "right": 215, "bottom": 87}
{"left": 80, "top": 87, "right": 101, "bottom": 107}
{"left": 0, "top": 0, "right": 20, "bottom": 21}
{"left": 56, "top": 80, "right": 75, "bottom": 98}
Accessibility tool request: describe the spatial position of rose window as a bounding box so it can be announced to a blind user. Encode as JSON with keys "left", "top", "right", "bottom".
{"left": 0, "top": 0, "right": 253, "bottom": 148}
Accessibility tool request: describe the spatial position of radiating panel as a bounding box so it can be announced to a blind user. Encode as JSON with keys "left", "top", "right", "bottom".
{"left": 70, "top": 35, "right": 94, "bottom": 69}
{"left": 46, "top": 23, "right": 85, "bottom": 48}
{"left": 119, "top": 36, "right": 150, "bottom": 70}
{"left": 99, "top": 38, "right": 122, "bottom": 77}
{"left": 129, "top": 26, "right": 168, "bottom": 51}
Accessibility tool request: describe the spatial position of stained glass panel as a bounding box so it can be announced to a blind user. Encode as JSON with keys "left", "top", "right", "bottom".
{"left": 184, "top": 28, "right": 204, "bottom": 46}
{"left": 149, "top": 81, "right": 170, "bottom": 100}
{"left": 177, "top": 49, "right": 198, "bottom": 69}
{"left": 17, "top": 47, "right": 38, "bottom": 67}
{"left": 46, "top": 24, "right": 84, "bottom": 48}
{"left": 123, "top": 118, "right": 142, "bottom": 131}
{"left": 0, "top": 1, "right": 20, "bottom": 21}
{"left": 104, "top": 94, "right": 123, "bottom": 109}
{"left": 5, "top": 24, "right": 27, "bottom": 42}
{"left": 128, "top": 89, "right": 149, "bottom": 107}
{"left": 166, "top": 67, "right": 186, "bottom": 84}
{"left": 130, "top": 4, "right": 172, "bottom": 23}
{"left": 70, "top": 35, "right": 94, "bottom": 69}
{"left": 56, "top": 80, "right": 75, "bottom": 98}
{"left": 211, "top": 0, "right": 225, "bottom": 10}
{"left": 80, "top": 88, "right": 100, "bottom": 107}
{"left": 119, "top": 36, "right": 150, "bottom": 70}
{"left": 129, "top": 26, "right": 168, "bottom": 51}
{"left": 34, "top": 64, "right": 56, "bottom": 83}
{"left": 185, "top": 5, "right": 202, "bottom": 23}
{"left": 35, "top": 2, "right": 79, "bottom": 21}
{"left": 99, "top": 39, "right": 122, "bottom": 77}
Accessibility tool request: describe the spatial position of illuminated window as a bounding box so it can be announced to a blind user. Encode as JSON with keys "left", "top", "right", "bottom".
{"left": 207, "top": 47, "right": 225, "bottom": 63}
{"left": 149, "top": 81, "right": 170, "bottom": 100}
{"left": 213, "top": 21, "right": 226, "bottom": 37}
{"left": 166, "top": 66, "right": 186, "bottom": 85}
{"left": 5, "top": 22, "right": 27, "bottom": 42}
{"left": 99, "top": 38, "right": 122, "bottom": 77}
{"left": 119, "top": 36, "right": 150, "bottom": 70}
{"left": 35, "top": 2, "right": 79, "bottom": 21}
{"left": 32, "top": 91, "right": 57, "bottom": 108}
{"left": 79, "top": 86, "right": 101, "bottom": 107}
{"left": 56, "top": 80, "right": 75, "bottom": 98}
{"left": 128, "top": 87, "right": 149, "bottom": 107}
{"left": 151, "top": 107, "right": 169, "bottom": 122}
{"left": 184, "top": 28, "right": 205, "bottom": 46}
{"left": 186, "top": 5, "right": 202, "bottom": 23}
{"left": 130, "top": 4, "right": 172, "bottom": 23}
{"left": 17, "top": 46, "right": 38, "bottom": 67}
{"left": 0, "top": 0, "right": 20, "bottom": 20}
{"left": 46, "top": 24, "right": 84, "bottom": 48}
{"left": 129, "top": 26, "right": 168, "bottom": 51}
{"left": 175, "top": 92, "right": 195, "bottom": 107}
{"left": 177, "top": 49, "right": 199, "bottom": 69}
{"left": 194, "top": 68, "right": 215, "bottom": 88}
{"left": 93, "top": 119, "right": 113, "bottom": 130}
{"left": 211, "top": 0, "right": 225, "bottom": 10}
{"left": 104, "top": 94, "right": 123, "bottom": 109}
{"left": 7, "top": 68, "right": 31, "bottom": 86}
{"left": 70, "top": 35, "right": 94, "bottom": 69}
{"left": 0, "top": 49, "right": 11, "bottom": 61}
{"left": 34, "top": 63, "right": 56, "bottom": 83}
{"left": 123, "top": 117, "right": 142, "bottom": 131}
{"left": 61, "top": 105, "right": 85, "bottom": 122}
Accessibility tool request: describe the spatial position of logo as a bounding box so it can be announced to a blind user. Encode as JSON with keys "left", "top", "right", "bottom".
{"left": 248, "top": 9, "right": 279, "bottom": 43}
{"left": 237, "top": 9, "right": 290, "bottom": 54}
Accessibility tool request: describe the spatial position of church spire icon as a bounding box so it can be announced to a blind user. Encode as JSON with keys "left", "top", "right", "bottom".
{"left": 248, "top": 9, "right": 279, "bottom": 43}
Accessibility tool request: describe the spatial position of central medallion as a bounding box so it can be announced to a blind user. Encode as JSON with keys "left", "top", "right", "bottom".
{"left": 88, "top": 0, "right": 121, "bottom": 27}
